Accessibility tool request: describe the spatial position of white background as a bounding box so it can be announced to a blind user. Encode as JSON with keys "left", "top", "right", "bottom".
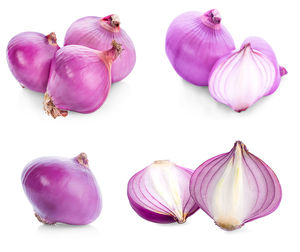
{"left": 0, "top": 0, "right": 298, "bottom": 251}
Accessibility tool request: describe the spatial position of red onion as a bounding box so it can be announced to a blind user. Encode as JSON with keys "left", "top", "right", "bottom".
{"left": 7, "top": 32, "right": 59, "bottom": 92}
{"left": 127, "top": 160, "right": 199, "bottom": 224}
{"left": 190, "top": 141, "right": 282, "bottom": 231}
{"left": 165, "top": 9, "right": 235, "bottom": 86}
{"left": 44, "top": 41, "right": 122, "bottom": 118}
{"left": 64, "top": 14, "right": 136, "bottom": 83}
{"left": 209, "top": 38, "right": 287, "bottom": 112}
{"left": 22, "top": 153, "right": 101, "bottom": 225}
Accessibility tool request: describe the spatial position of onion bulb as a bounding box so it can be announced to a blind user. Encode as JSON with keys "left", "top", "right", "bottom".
{"left": 7, "top": 32, "right": 59, "bottom": 92}
{"left": 44, "top": 40, "right": 122, "bottom": 118}
{"left": 165, "top": 9, "right": 235, "bottom": 86}
{"left": 22, "top": 153, "right": 102, "bottom": 225}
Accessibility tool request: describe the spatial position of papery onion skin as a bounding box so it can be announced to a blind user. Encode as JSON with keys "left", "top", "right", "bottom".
{"left": 64, "top": 15, "right": 136, "bottom": 83}
{"left": 44, "top": 41, "right": 122, "bottom": 118}
{"left": 127, "top": 160, "right": 199, "bottom": 224}
{"left": 208, "top": 43, "right": 276, "bottom": 112}
{"left": 241, "top": 37, "right": 287, "bottom": 95}
{"left": 165, "top": 9, "right": 235, "bottom": 86}
{"left": 22, "top": 153, "right": 102, "bottom": 225}
{"left": 7, "top": 32, "right": 59, "bottom": 92}
{"left": 190, "top": 141, "right": 282, "bottom": 231}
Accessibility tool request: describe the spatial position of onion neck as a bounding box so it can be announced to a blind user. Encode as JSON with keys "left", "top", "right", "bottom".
{"left": 100, "top": 14, "right": 121, "bottom": 32}
{"left": 46, "top": 32, "right": 58, "bottom": 47}
{"left": 153, "top": 160, "right": 172, "bottom": 167}
{"left": 75, "top": 153, "right": 89, "bottom": 168}
{"left": 240, "top": 43, "right": 252, "bottom": 53}
{"left": 200, "top": 9, "right": 222, "bottom": 29}
{"left": 233, "top": 141, "right": 248, "bottom": 153}
{"left": 98, "top": 40, "right": 123, "bottom": 69}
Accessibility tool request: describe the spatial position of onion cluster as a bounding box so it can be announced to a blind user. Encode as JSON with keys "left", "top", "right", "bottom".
{"left": 6, "top": 14, "right": 135, "bottom": 118}
{"left": 166, "top": 9, "right": 287, "bottom": 112}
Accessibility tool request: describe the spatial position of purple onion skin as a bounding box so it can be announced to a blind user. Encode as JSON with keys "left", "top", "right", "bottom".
{"left": 165, "top": 10, "right": 235, "bottom": 86}
{"left": 47, "top": 45, "right": 109, "bottom": 114}
{"left": 22, "top": 154, "right": 101, "bottom": 225}
{"left": 241, "top": 37, "right": 287, "bottom": 95}
{"left": 128, "top": 194, "right": 177, "bottom": 224}
{"left": 7, "top": 32, "right": 59, "bottom": 92}
{"left": 64, "top": 15, "right": 136, "bottom": 83}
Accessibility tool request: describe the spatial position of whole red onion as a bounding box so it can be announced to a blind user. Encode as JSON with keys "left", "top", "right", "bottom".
{"left": 7, "top": 32, "right": 60, "bottom": 92}
{"left": 44, "top": 40, "right": 122, "bottom": 118}
{"left": 165, "top": 9, "right": 235, "bottom": 86}
{"left": 64, "top": 14, "right": 136, "bottom": 83}
{"left": 22, "top": 153, "right": 101, "bottom": 225}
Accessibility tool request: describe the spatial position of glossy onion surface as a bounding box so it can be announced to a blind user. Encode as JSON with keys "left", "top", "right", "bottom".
{"left": 7, "top": 32, "right": 59, "bottom": 92}
{"left": 22, "top": 153, "right": 101, "bottom": 225}
{"left": 166, "top": 9, "right": 235, "bottom": 86}
{"left": 44, "top": 41, "right": 122, "bottom": 118}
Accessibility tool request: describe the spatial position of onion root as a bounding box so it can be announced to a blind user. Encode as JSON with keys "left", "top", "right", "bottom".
{"left": 43, "top": 93, "right": 68, "bottom": 119}
{"left": 35, "top": 213, "right": 55, "bottom": 225}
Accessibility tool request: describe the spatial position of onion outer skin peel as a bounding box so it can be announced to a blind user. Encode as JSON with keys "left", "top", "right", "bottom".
{"left": 165, "top": 9, "right": 235, "bottom": 86}
{"left": 7, "top": 32, "right": 59, "bottom": 92}
{"left": 190, "top": 141, "right": 282, "bottom": 231}
{"left": 64, "top": 14, "right": 135, "bottom": 83}
{"left": 127, "top": 160, "right": 199, "bottom": 224}
{"left": 44, "top": 41, "right": 122, "bottom": 118}
{"left": 22, "top": 153, "right": 102, "bottom": 225}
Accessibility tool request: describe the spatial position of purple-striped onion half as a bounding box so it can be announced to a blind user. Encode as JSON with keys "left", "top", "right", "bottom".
{"left": 127, "top": 160, "right": 199, "bottom": 224}
{"left": 190, "top": 141, "right": 282, "bottom": 231}
{"left": 64, "top": 14, "right": 136, "bottom": 83}
{"left": 7, "top": 32, "right": 59, "bottom": 92}
{"left": 22, "top": 153, "right": 102, "bottom": 225}
{"left": 44, "top": 41, "right": 122, "bottom": 118}
{"left": 209, "top": 37, "right": 287, "bottom": 112}
{"left": 165, "top": 9, "right": 235, "bottom": 86}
